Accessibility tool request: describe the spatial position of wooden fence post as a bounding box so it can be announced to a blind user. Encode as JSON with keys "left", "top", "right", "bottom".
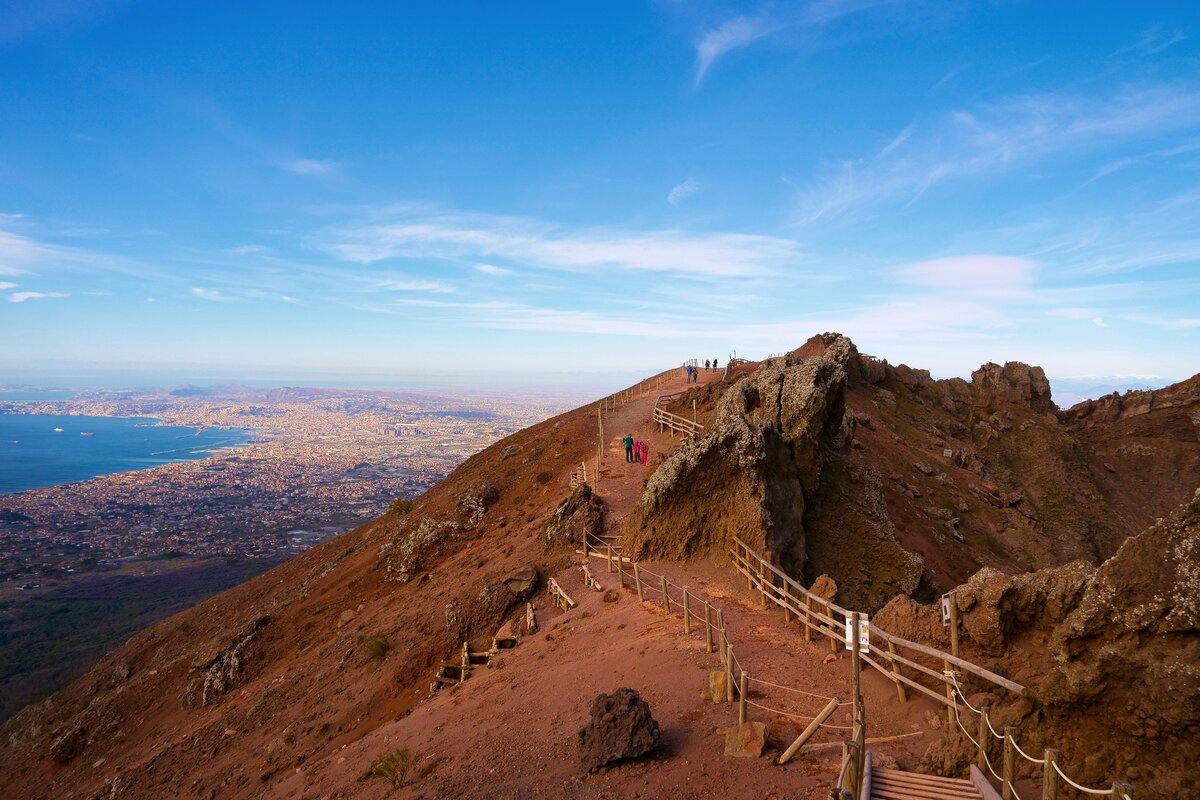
{"left": 977, "top": 703, "right": 989, "bottom": 771}
{"left": 704, "top": 602, "right": 713, "bottom": 652}
{"left": 581, "top": 529, "right": 588, "bottom": 559}
{"left": 758, "top": 559, "right": 767, "bottom": 606}
{"left": 804, "top": 595, "right": 813, "bottom": 643}
{"left": 887, "top": 640, "right": 907, "bottom": 703}
{"left": 683, "top": 589, "right": 691, "bottom": 635}
{"left": 617, "top": 554, "right": 625, "bottom": 588}
{"left": 606, "top": 544, "right": 613, "bottom": 573}
{"left": 944, "top": 658, "right": 956, "bottom": 727}
{"left": 725, "top": 643, "right": 734, "bottom": 703}
{"left": 1043, "top": 748, "right": 1058, "bottom": 800}
{"left": 660, "top": 575, "right": 670, "bottom": 613}
{"left": 634, "top": 563, "right": 644, "bottom": 603}
{"left": 783, "top": 582, "right": 792, "bottom": 623}
{"left": 1002, "top": 727, "right": 1016, "bottom": 800}
{"left": 738, "top": 671, "right": 748, "bottom": 724}
{"left": 777, "top": 697, "right": 840, "bottom": 764}
{"left": 829, "top": 604, "right": 839, "bottom": 654}
{"left": 717, "top": 609, "right": 726, "bottom": 665}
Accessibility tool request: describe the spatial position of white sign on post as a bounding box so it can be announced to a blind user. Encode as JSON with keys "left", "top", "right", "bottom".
{"left": 844, "top": 615, "right": 870, "bottom": 654}
{"left": 941, "top": 594, "right": 952, "bottom": 626}
{"left": 943, "top": 448, "right": 953, "bottom": 459}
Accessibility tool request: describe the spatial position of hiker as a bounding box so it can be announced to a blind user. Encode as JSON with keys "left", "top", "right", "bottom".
{"left": 686, "top": 364, "right": 693, "bottom": 380}
{"left": 692, "top": 367, "right": 698, "bottom": 383}
{"left": 713, "top": 358, "right": 719, "bottom": 371}
{"left": 640, "top": 440, "right": 649, "bottom": 464}
{"left": 623, "top": 433, "right": 634, "bottom": 462}
{"left": 705, "top": 359, "right": 710, "bottom": 371}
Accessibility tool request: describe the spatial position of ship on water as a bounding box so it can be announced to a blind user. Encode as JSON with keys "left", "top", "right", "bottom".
{"left": 80, "top": 431, "right": 94, "bottom": 437}
{"left": 53, "top": 427, "right": 63, "bottom": 432}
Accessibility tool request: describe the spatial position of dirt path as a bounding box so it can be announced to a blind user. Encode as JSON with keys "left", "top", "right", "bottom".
{"left": 593, "top": 366, "right": 722, "bottom": 539}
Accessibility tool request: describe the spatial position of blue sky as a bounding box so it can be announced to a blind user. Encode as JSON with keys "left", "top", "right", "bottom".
{"left": 1, "top": 1, "right": 1198, "bottom": 388}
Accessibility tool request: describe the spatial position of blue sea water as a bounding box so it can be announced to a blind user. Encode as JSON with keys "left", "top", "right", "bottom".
{"left": 0, "top": 414, "right": 252, "bottom": 495}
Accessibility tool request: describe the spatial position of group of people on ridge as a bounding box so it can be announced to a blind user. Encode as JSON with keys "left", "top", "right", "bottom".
{"left": 623, "top": 433, "right": 649, "bottom": 464}
{"left": 685, "top": 359, "right": 719, "bottom": 384}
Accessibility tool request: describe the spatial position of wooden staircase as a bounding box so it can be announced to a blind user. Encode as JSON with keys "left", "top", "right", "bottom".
{"left": 429, "top": 617, "right": 526, "bottom": 696}
{"left": 861, "top": 753, "right": 999, "bottom": 800}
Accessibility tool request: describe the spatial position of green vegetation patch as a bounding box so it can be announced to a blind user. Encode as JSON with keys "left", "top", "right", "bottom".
{"left": 363, "top": 746, "right": 435, "bottom": 788}
{"left": 362, "top": 632, "right": 391, "bottom": 663}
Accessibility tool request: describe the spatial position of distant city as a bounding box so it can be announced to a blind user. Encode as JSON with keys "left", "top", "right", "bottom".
{"left": 0, "top": 384, "right": 574, "bottom": 583}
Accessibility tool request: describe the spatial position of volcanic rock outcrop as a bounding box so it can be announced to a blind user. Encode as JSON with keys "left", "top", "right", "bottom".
{"left": 576, "top": 688, "right": 661, "bottom": 772}
{"left": 625, "top": 335, "right": 923, "bottom": 608}
{"left": 881, "top": 491, "right": 1200, "bottom": 799}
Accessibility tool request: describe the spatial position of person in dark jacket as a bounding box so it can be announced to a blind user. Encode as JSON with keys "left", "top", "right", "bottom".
{"left": 623, "top": 433, "right": 634, "bottom": 462}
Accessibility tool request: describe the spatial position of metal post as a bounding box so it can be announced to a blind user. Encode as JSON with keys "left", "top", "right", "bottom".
{"left": 949, "top": 590, "right": 960, "bottom": 658}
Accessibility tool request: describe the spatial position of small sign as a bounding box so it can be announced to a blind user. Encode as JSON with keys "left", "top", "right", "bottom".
{"left": 941, "top": 594, "right": 952, "bottom": 626}
{"left": 943, "top": 448, "right": 953, "bottom": 459}
{"left": 844, "top": 615, "right": 870, "bottom": 654}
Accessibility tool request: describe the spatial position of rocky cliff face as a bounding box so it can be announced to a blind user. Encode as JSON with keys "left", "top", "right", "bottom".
{"left": 625, "top": 335, "right": 924, "bottom": 609}
{"left": 881, "top": 490, "right": 1200, "bottom": 800}
{"left": 627, "top": 334, "right": 1199, "bottom": 610}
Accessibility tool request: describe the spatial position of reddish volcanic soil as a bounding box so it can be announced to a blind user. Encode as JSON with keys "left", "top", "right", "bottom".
{"left": 273, "top": 558, "right": 941, "bottom": 800}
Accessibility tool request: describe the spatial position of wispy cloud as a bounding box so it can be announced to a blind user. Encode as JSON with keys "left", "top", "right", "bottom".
{"left": 0, "top": 281, "right": 16, "bottom": 290}
{"left": 229, "top": 244, "right": 272, "bottom": 255}
{"left": 691, "top": 1, "right": 896, "bottom": 86}
{"left": 694, "top": 15, "right": 781, "bottom": 86}
{"left": 667, "top": 178, "right": 702, "bottom": 206}
{"left": 474, "top": 263, "right": 512, "bottom": 277}
{"left": 895, "top": 255, "right": 1036, "bottom": 299}
{"left": 319, "top": 207, "right": 803, "bottom": 280}
{"left": 1116, "top": 26, "right": 1188, "bottom": 57}
{"left": 10, "top": 291, "right": 67, "bottom": 303}
{"left": 190, "top": 287, "right": 238, "bottom": 302}
{"left": 794, "top": 83, "right": 1200, "bottom": 223}
{"left": 282, "top": 158, "right": 338, "bottom": 176}
{"left": 366, "top": 277, "right": 453, "bottom": 293}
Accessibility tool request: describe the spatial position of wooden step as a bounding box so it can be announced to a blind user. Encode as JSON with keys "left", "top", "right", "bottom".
{"left": 492, "top": 637, "right": 518, "bottom": 649}
{"left": 871, "top": 767, "right": 979, "bottom": 800}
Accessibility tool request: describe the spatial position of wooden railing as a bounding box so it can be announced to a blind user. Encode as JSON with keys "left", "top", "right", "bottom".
{"left": 730, "top": 538, "right": 1134, "bottom": 800}
{"left": 652, "top": 405, "right": 703, "bottom": 437}
{"left": 568, "top": 461, "right": 587, "bottom": 489}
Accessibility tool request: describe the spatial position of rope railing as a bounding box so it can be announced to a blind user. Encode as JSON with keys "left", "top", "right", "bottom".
{"left": 597, "top": 547, "right": 857, "bottom": 745}
{"left": 733, "top": 537, "right": 1135, "bottom": 800}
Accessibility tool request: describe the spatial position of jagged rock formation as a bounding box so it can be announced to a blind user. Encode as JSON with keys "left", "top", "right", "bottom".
{"left": 626, "top": 335, "right": 923, "bottom": 608}
{"left": 880, "top": 491, "right": 1200, "bottom": 799}
{"left": 629, "top": 333, "right": 1199, "bottom": 610}
{"left": 544, "top": 483, "right": 604, "bottom": 551}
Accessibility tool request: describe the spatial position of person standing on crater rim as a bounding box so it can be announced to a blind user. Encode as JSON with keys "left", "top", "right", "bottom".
{"left": 623, "top": 433, "right": 634, "bottom": 463}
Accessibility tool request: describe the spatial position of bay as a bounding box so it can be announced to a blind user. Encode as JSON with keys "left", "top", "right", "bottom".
{"left": 0, "top": 414, "right": 251, "bottom": 495}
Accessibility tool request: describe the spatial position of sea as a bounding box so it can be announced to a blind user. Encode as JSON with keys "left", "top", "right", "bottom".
{"left": 0, "top": 414, "right": 252, "bottom": 495}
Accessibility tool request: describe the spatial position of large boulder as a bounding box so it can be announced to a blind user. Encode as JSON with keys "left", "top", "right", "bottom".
{"left": 576, "top": 688, "right": 661, "bottom": 772}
